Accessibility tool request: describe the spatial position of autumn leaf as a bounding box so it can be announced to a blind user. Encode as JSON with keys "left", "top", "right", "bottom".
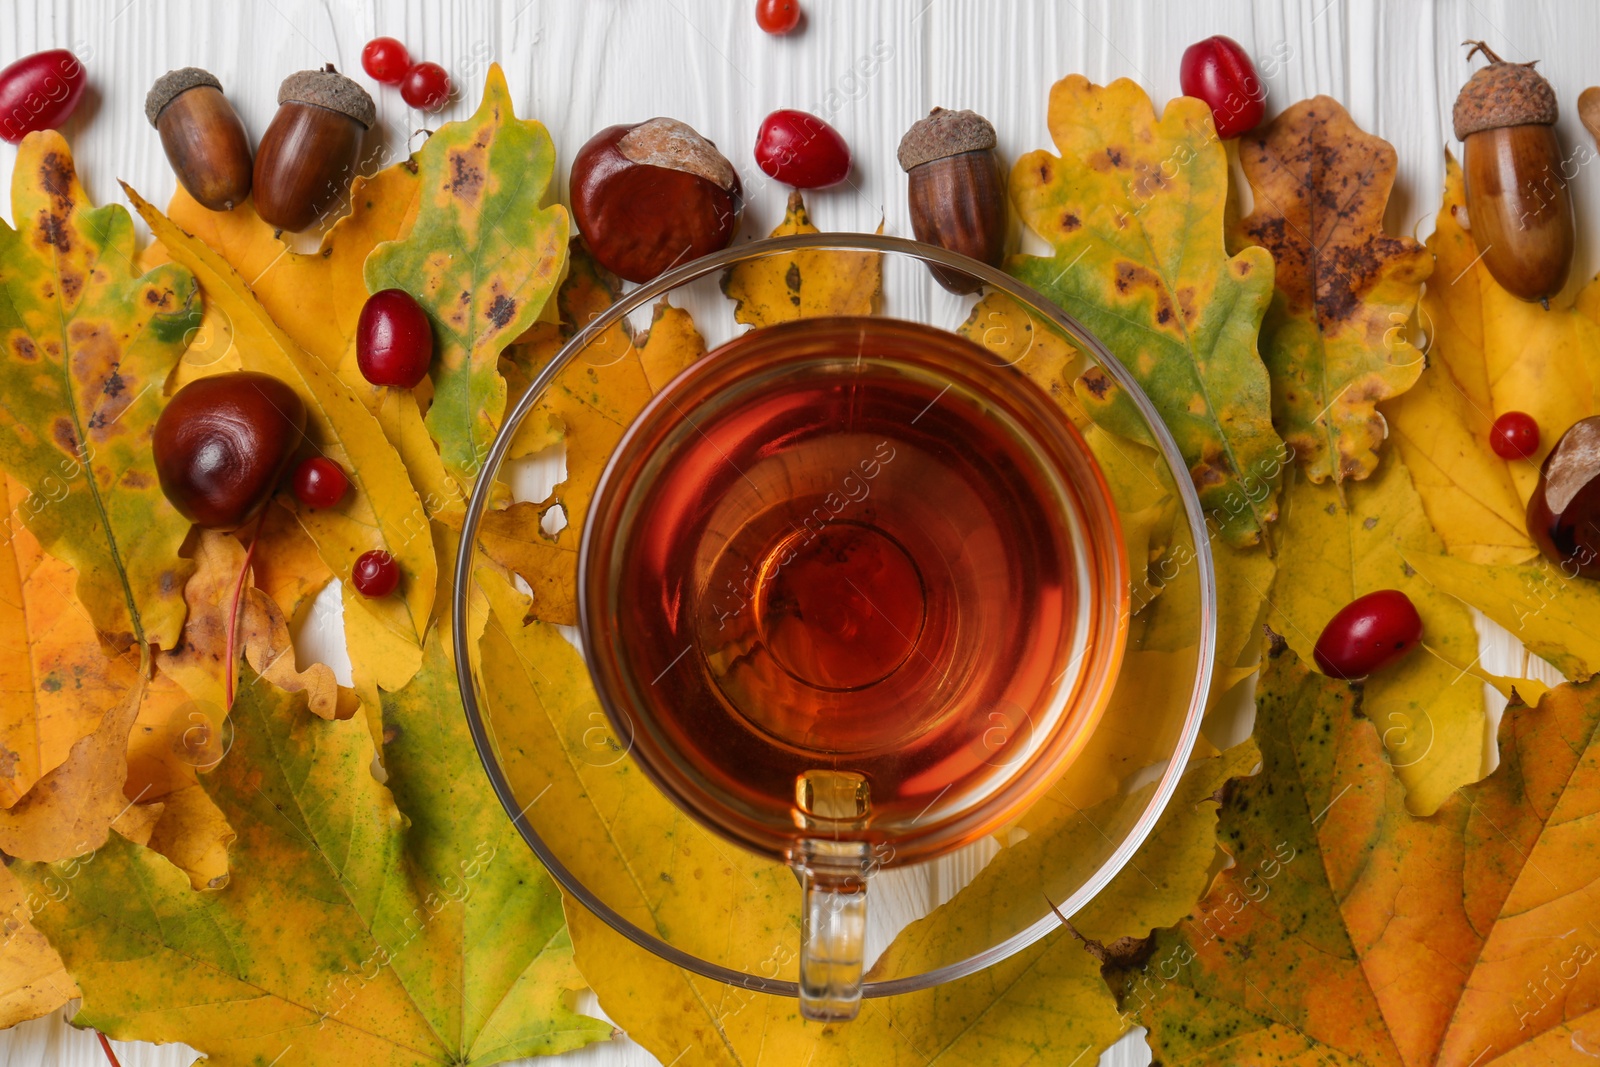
{"left": 1110, "top": 637, "right": 1600, "bottom": 1066}
{"left": 0, "top": 861, "right": 78, "bottom": 1028}
{"left": 15, "top": 652, "right": 609, "bottom": 1066}
{"left": 127, "top": 186, "right": 438, "bottom": 654}
{"left": 489, "top": 242, "right": 706, "bottom": 625}
{"left": 1009, "top": 76, "right": 1283, "bottom": 548}
{"left": 721, "top": 190, "right": 881, "bottom": 325}
{"left": 1266, "top": 452, "right": 1485, "bottom": 814}
{"left": 1234, "top": 96, "right": 1431, "bottom": 483}
{"left": 1402, "top": 550, "right": 1600, "bottom": 683}
{"left": 366, "top": 64, "right": 569, "bottom": 495}
{"left": 0, "top": 132, "right": 198, "bottom": 650}
{"left": 1384, "top": 152, "right": 1600, "bottom": 564}
{"left": 956, "top": 290, "right": 1090, "bottom": 428}
{"left": 0, "top": 477, "right": 139, "bottom": 807}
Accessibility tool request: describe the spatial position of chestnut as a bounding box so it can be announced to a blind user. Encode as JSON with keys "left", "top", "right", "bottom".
{"left": 253, "top": 65, "right": 374, "bottom": 232}
{"left": 570, "top": 117, "right": 741, "bottom": 283}
{"left": 145, "top": 67, "right": 253, "bottom": 212}
{"left": 1527, "top": 416, "right": 1600, "bottom": 579}
{"left": 152, "top": 371, "right": 306, "bottom": 529}
{"left": 898, "top": 107, "right": 1006, "bottom": 294}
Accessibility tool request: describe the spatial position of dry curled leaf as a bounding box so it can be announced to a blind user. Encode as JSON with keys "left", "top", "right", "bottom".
{"left": 721, "top": 190, "right": 882, "bottom": 325}
{"left": 1234, "top": 96, "right": 1431, "bottom": 483}
{"left": 1010, "top": 76, "right": 1283, "bottom": 548}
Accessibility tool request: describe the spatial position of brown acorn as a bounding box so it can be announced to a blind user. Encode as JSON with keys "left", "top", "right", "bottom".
{"left": 1453, "top": 41, "right": 1573, "bottom": 305}
{"left": 146, "top": 67, "right": 253, "bottom": 212}
{"left": 253, "top": 65, "right": 374, "bottom": 233}
{"left": 897, "top": 108, "right": 1006, "bottom": 295}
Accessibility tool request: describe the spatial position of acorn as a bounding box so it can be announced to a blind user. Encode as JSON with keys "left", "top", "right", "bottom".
{"left": 253, "top": 64, "right": 374, "bottom": 233}
{"left": 1453, "top": 41, "right": 1573, "bottom": 305}
{"left": 897, "top": 108, "right": 1006, "bottom": 295}
{"left": 146, "top": 68, "right": 253, "bottom": 212}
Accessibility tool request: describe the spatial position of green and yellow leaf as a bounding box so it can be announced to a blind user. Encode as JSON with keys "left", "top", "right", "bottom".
{"left": 1010, "top": 76, "right": 1283, "bottom": 547}
{"left": 0, "top": 132, "right": 198, "bottom": 650}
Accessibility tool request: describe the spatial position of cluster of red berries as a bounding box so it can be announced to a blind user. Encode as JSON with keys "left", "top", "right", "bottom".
{"left": 361, "top": 36, "right": 450, "bottom": 111}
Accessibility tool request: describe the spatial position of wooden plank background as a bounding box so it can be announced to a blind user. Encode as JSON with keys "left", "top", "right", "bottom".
{"left": 0, "top": 1, "right": 1582, "bottom": 1063}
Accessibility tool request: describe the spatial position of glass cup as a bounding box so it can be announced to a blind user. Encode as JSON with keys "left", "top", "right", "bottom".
{"left": 455, "top": 234, "right": 1217, "bottom": 1025}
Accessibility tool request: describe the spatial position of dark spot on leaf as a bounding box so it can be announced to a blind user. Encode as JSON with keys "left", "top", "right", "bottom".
{"left": 1401, "top": 561, "right": 1416, "bottom": 578}
{"left": 39, "top": 151, "right": 73, "bottom": 199}
{"left": 121, "top": 470, "right": 151, "bottom": 490}
{"left": 11, "top": 336, "right": 36, "bottom": 362}
{"left": 448, "top": 151, "right": 484, "bottom": 202}
{"left": 159, "top": 570, "right": 176, "bottom": 595}
{"left": 37, "top": 210, "right": 70, "bottom": 251}
{"left": 51, "top": 417, "right": 78, "bottom": 455}
{"left": 1037, "top": 162, "right": 1053, "bottom": 184}
{"left": 1362, "top": 516, "right": 1378, "bottom": 530}
{"left": 785, "top": 263, "right": 802, "bottom": 294}
{"left": 103, "top": 366, "right": 125, "bottom": 397}
{"left": 1157, "top": 306, "right": 1172, "bottom": 324}
{"left": 40, "top": 673, "right": 62, "bottom": 693}
{"left": 487, "top": 294, "right": 517, "bottom": 330}
{"left": 1062, "top": 213, "right": 1081, "bottom": 232}
{"left": 1080, "top": 367, "right": 1113, "bottom": 400}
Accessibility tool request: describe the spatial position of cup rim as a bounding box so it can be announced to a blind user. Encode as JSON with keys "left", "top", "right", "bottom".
{"left": 452, "top": 232, "right": 1218, "bottom": 999}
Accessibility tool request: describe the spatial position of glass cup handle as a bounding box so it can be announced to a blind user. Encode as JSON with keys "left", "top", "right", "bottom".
{"left": 793, "top": 838, "right": 872, "bottom": 1021}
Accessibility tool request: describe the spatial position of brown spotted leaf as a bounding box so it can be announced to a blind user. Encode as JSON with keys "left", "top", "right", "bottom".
{"left": 721, "top": 191, "right": 881, "bottom": 325}
{"left": 366, "top": 64, "right": 569, "bottom": 493}
{"left": 1010, "top": 77, "right": 1283, "bottom": 547}
{"left": 0, "top": 132, "right": 199, "bottom": 650}
{"left": 1234, "top": 96, "right": 1431, "bottom": 483}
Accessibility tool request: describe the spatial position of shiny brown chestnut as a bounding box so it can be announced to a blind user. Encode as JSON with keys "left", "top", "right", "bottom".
{"left": 898, "top": 107, "right": 1006, "bottom": 294}
{"left": 146, "top": 67, "right": 253, "bottom": 212}
{"left": 1527, "top": 415, "right": 1600, "bottom": 580}
{"left": 570, "top": 117, "right": 742, "bottom": 283}
{"left": 153, "top": 371, "right": 307, "bottom": 529}
{"left": 1453, "top": 42, "right": 1573, "bottom": 305}
{"left": 253, "top": 65, "right": 374, "bottom": 232}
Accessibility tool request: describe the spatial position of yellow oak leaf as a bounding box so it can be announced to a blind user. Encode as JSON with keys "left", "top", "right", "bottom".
{"left": 956, "top": 290, "right": 1090, "bottom": 429}
{"left": 1384, "top": 152, "right": 1600, "bottom": 563}
{"left": 1009, "top": 76, "right": 1283, "bottom": 548}
{"left": 721, "top": 190, "right": 882, "bottom": 325}
{"left": 0, "top": 861, "right": 78, "bottom": 1028}
{"left": 127, "top": 186, "right": 437, "bottom": 655}
{"left": 1267, "top": 453, "right": 1485, "bottom": 814}
{"left": 0, "top": 478, "right": 140, "bottom": 808}
{"left": 1233, "top": 97, "right": 1431, "bottom": 483}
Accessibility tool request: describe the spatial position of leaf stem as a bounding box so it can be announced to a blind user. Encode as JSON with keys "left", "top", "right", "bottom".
{"left": 96, "top": 1031, "right": 123, "bottom": 1067}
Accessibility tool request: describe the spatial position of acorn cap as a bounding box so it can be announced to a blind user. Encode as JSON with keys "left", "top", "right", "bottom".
{"left": 1452, "top": 49, "right": 1557, "bottom": 139}
{"left": 278, "top": 65, "right": 375, "bottom": 130}
{"left": 145, "top": 67, "right": 223, "bottom": 127}
{"left": 897, "top": 107, "right": 997, "bottom": 172}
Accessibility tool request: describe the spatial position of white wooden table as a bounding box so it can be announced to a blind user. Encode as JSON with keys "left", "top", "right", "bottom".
{"left": 0, "top": 1, "right": 1582, "bottom": 1063}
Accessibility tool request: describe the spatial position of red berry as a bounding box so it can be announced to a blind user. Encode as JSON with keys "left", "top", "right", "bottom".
{"left": 400, "top": 62, "right": 451, "bottom": 111}
{"left": 357, "top": 289, "right": 434, "bottom": 388}
{"left": 754, "top": 109, "right": 850, "bottom": 189}
{"left": 351, "top": 550, "right": 399, "bottom": 598}
{"left": 292, "top": 456, "right": 349, "bottom": 509}
{"left": 0, "top": 49, "right": 87, "bottom": 144}
{"left": 361, "top": 37, "right": 411, "bottom": 85}
{"left": 1490, "top": 410, "right": 1540, "bottom": 460}
{"left": 1179, "top": 35, "right": 1266, "bottom": 140}
{"left": 756, "top": 0, "right": 802, "bottom": 34}
{"left": 1313, "top": 590, "right": 1423, "bottom": 680}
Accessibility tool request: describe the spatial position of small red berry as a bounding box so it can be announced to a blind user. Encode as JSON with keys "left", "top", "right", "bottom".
{"left": 361, "top": 37, "right": 411, "bottom": 85}
{"left": 754, "top": 109, "right": 850, "bottom": 189}
{"left": 400, "top": 61, "right": 451, "bottom": 111}
{"left": 0, "top": 50, "right": 87, "bottom": 144}
{"left": 292, "top": 456, "right": 349, "bottom": 509}
{"left": 1179, "top": 35, "right": 1266, "bottom": 140}
{"left": 1490, "top": 410, "right": 1540, "bottom": 460}
{"left": 351, "top": 550, "right": 399, "bottom": 598}
{"left": 357, "top": 289, "right": 434, "bottom": 388}
{"left": 756, "top": 0, "right": 803, "bottom": 35}
{"left": 1313, "top": 590, "right": 1423, "bottom": 680}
